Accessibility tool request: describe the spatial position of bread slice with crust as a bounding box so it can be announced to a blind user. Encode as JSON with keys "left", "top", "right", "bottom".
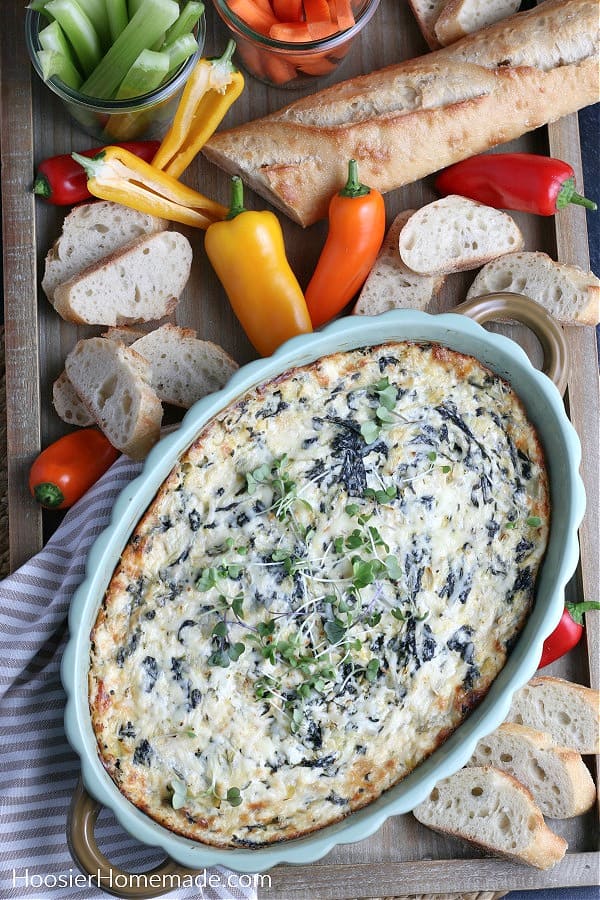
{"left": 398, "top": 196, "right": 523, "bottom": 275}
{"left": 52, "top": 370, "right": 94, "bottom": 427}
{"left": 128, "top": 324, "right": 238, "bottom": 408}
{"left": 65, "top": 338, "right": 163, "bottom": 460}
{"left": 407, "top": 0, "right": 447, "bottom": 49}
{"left": 42, "top": 201, "right": 166, "bottom": 303}
{"left": 413, "top": 766, "right": 567, "bottom": 869}
{"left": 467, "top": 722, "right": 596, "bottom": 818}
{"left": 353, "top": 210, "right": 446, "bottom": 315}
{"left": 505, "top": 676, "right": 600, "bottom": 755}
{"left": 466, "top": 251, "right": 600, "bottom": 326}
{"left": 435, "top": 0, "right": 521, "bottom": 47}
{"left": 53, "top": 231, "right": 192, "bottom": 326}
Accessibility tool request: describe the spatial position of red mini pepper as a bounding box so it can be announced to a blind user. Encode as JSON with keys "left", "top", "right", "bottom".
{"left": 305, "top": 159, "right": 386, "bottom": 328}
{"left": 538, "top": 600, "right": 600, "bottom": 669}
{"left": 29, "top": 429, "right": 119, "bottom": 509}
{"left": 435, "top": 153, "right": 597, "bottom": 216}
{"left": 32, "top": 140, "right": 160, "bottom": 205}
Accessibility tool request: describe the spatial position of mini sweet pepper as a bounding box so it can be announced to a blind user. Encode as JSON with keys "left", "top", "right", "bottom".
{"left": 72, "top": 145, "right": 226, "bottom": 228}
{"left": 205, "top": 176, "right": 312, "bottom": 356}
{"left": 152, "top": 40, "right": 245, "bottom": 179}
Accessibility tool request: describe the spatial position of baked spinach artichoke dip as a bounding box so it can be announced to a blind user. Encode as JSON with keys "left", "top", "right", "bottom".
{"left": 89, "top": 342, "right": 549, "bottom": 847}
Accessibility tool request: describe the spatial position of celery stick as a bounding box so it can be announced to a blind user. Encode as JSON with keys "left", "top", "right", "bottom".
{"left": 38, "top": 19, "right": 73, "bottom": 58}
{"left": 38, "top": 49, "right": 83, "bottom": 88}
{"left": 45, "top": 0, "right": 102, "bottom": 77}
{"left": 80, "top": 0, "right": 179, "bottom": 98}
{"left": 163, "top": 32, "right": 196, "bottom": 78}
{"left": 164, "top": 1, "right": 204, "bottom": 47}
{"left": 28, "top": 0, "right": 54, "bottom": 20}
{"left": 128, "top": 0, "right": 145, "bottom": 15}
{"left": 106, "top": 0, "right": 128, "bottom": 42}
{"left": 115, "top": 48, "right": 168, "bottom": 98}
{"left": 76, "top": 0, "right": 111, "bottom": 49}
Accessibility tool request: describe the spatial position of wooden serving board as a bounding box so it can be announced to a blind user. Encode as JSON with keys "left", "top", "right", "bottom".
{"left": 1, "top": 0, "right": 598, "bottom": 895}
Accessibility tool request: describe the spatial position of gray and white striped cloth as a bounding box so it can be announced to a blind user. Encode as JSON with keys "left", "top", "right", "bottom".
{"left": 0, "top": 455, "right": 258, "bottom": 900}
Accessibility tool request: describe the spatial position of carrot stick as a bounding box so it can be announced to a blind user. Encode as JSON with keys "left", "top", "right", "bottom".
{"left": 303, "top": 0, "right": 331, "bottom": 22}
{"left": 329, "top": 0, "right": 354, "bottom": 29}
{"left": 270, "top": 20, "right": 336, "bottom": 40}
{"left": 227, "top": 0, "right": 278, "bottom": 35}
{"left": 272, "top": 0, "right": 304, "bottom": 22}
{"left": 261, "top": 52, "right": 298, "bottom": 83}
{"left": 298, "top": 54, "right": 338, "bottom": 74}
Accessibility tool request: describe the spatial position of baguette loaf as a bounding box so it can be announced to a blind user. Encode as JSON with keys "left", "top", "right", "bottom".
{"left": 42, "top": 201, "right": 166, "bottom": 303}
{"left": 53, "top": 231, "right": 192, "bottom": 326}
{"left": 65, "top": 338, "right": 163, "bottom": 460}
{"left": 434, "top": 0, "right": 521, "bottom": 47}
{"left": 467, "top": 722, "right": 596, "bottom": 819}
{"left": 466, "top": 251, "right": 600, "bottom": 326}
{"left": 203, "top": 0, "right": 599, "bottom": 226}
{"left": 353, "top": 210, "right": 445, "bottom": 315}
{"left": 398, "top": 196, "right": 523, "bottom": 275}
{"left": 505, "top": 676, "right": 600, "bottom": 755}
{"left": 413, "top": 766, "right": 567, "bottom": 869}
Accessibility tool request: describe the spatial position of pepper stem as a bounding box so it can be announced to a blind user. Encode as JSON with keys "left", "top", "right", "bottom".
{"left": 339, "top": 159, "right": 370, "bottom": 199}
{"left": 226, "top": 176, "right": 246, "bottom": 219}
{"left": 33, "top": 482, "right": 64, "bottom": 509}
{"left": 217, "top": 39, "right": 237, "bottom": 68}
{"left": 71, "top": 150, "right": 105, "bottom": 179}
{"left": 32, "top": 174, "right": 51, "bottom": 198}
{"left": 556, "top": 176, "right": 597, "bottom": 211}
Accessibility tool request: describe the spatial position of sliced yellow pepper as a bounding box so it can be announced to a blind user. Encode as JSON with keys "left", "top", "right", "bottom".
{"left": 205, "top": 176, "right": 312, "bottom": 357}
{"left": 71, "top": 145, "right": 227, "bottom": 229}
{"left": 152, "top": 40, "right": 245, "bottom": 179}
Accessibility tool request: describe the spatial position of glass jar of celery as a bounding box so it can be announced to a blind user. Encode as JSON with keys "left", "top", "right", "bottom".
{"left": 25, "top": 0, "right": 206, "bottom": 141}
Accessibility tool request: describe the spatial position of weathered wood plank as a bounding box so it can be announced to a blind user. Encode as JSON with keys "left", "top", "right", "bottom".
{"left": 258, "top": 852, "right": 600, "bottom": 898}
{"left": 0, "top": 2, "right": 43, "bottom": 569}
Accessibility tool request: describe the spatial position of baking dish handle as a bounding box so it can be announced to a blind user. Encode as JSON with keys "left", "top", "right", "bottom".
{"left": 454, "top": 292, "right": 569, "bottom": 397}
{"left": 67, "top": 779, "right": 197, "bottom": 898}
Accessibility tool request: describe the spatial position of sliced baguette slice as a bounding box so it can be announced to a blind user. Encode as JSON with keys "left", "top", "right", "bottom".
{"left": 413, "top": 766, "right": 567, "bottom": 870}
{"left": 52, "top": 370, "right": 94, "bottom": 427}
{"left": 467, "top": 723, "right": 596, "bottom": 818}
{"left": 129, "top": 324, "right": 239, "bottom": 408}
{"left": 53, "top": 231, "right": 193, "bottom": 326}
{"left": 399, "top": 196, "right": 524, "bottom": 275}
{"left": 505, "top": 676, "right": 600, "bottom": 755}
{"left": 434, "top": 0, "right": 520, "bottom": 47}
{"left": 466, "top": 251, "right": 600, "bottom": 326}
{"left": 102, "top": 326, "right": 150, "bottom": 345}
{"left": 407, "top": 0, "right": 447, "bottom": 49}
{"left": 353, "top": 210, "right": 446, "bottom": 316}
{"left": 65, "top": 338, "right": 163, "bottom": 460}
{"left": 42, "top": 201, "right": 166, "bottom": 303}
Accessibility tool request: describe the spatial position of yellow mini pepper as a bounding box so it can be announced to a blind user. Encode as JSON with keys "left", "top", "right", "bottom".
{"left": 205, "top": 177, "right": 312, "bottom": 357}
{"left": 152, "top": 40, "right": 245, "bottom": 179}
{"left": 72, "top": 145, "right": 226, "bottom": 228}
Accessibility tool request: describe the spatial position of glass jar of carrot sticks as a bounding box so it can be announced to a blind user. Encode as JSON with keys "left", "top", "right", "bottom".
{"left": 212, "top": 0, "right": 380, "bottom": 88}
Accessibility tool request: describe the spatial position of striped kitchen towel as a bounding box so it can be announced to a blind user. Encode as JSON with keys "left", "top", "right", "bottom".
{"left": 0, "top": 455, "right": 259, "bottom": 900}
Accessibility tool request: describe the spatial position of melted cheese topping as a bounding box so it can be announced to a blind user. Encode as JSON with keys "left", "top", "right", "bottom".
{"left": 89, "top": 342, "right": 549, "bottom": 848}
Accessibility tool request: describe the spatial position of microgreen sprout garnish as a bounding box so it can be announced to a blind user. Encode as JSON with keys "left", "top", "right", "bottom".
{"left": 246, "top": 454, "right": 312, "bottom": 522}
{"left": 170, "top": 777, "right": 189, "bottom": 810}
{"left": 169, "top": 778, "right": 244, "bottom": 810}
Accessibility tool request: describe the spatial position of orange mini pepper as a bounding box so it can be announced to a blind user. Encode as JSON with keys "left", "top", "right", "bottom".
{"left": 305, "top": 159, "right": 386, "bottom": 327}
